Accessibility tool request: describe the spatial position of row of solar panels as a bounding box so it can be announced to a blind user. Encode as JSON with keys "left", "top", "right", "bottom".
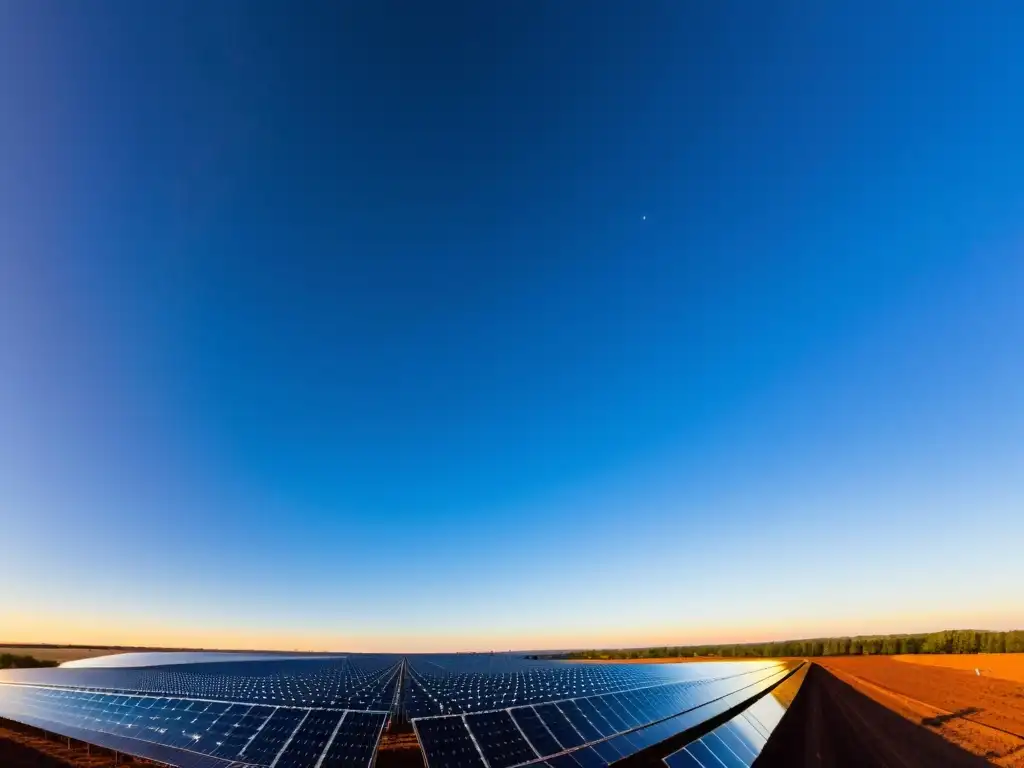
{"left": 0, "top": 683, "right": 386, "bottom": 768}
{"left": 412, "top": 663, "right": 791, "bottom": 768}
{"left": 663, "top": 679, "right": 792, "bottom": 768}
{"left": 403, "top": 659, "right": 779, "bottom": 718}
{"left": 0, "top": 656, "right": 402, "bottom": 709}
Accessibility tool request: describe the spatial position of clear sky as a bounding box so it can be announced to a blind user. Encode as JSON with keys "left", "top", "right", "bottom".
{"left": 1, "top": 2, "right": 1022, "bottom": 653}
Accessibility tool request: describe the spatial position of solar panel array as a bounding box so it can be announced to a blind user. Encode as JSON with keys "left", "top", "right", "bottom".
{"left": 407, "top": 658, "right": 791, "bottom": 768}
{"left": 405, "top": 656, "right": 701, "bottom": 717}
{"left": 0, "top": 655, "right": 400, "bottom": 708}
{"left": 0, "top": 653, "right": 799, "bottom": 768}
{"left": 663, "top": 685, "right": 791, "bottom": 768}
{"left": 0, "top": 655, "right": 398, "bottom": 768}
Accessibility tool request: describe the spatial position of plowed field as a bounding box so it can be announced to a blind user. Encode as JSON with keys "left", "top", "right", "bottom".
{"left": 818, "top": 656, "right": 1024, "bottom": 766}
{"left": 894, "top": 653, "right": 1024, "bottom": 684}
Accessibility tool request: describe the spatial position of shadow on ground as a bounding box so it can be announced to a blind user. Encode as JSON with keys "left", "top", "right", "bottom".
{"left": 922, "top": 707, "right": 982, "bottom": 728}
{"left": 0, "top": 735, "right": 79, "bottom": 768}
{"left": 754, "top": 664, "right": 990, "bottom": 767}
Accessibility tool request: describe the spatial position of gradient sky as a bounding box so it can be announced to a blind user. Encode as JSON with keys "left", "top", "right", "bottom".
{"left": 1, "top": 2, "right": 1022, "bottom": 653}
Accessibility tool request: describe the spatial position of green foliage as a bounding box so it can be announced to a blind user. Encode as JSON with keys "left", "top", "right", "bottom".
{"left": 556, "top": 629, "right": 1024, "bottom": 660}
{"left": 0, "top": 653, "right": 59, "bottom": 669}
{"left": 1006, "top": 631, "right": 1024, "bottom": 653}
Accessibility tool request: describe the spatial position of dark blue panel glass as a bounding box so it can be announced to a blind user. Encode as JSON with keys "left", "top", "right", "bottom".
{"left": 586, "top": 697, "right": 629, "bottom": 733}
{"left": 465, "top": 710, "right": 539, "bottom": 768}
{"left": 589, "top": 738, "right": 622, "bottom": 762}
{"left": 605, "top": 695, "right": 644, "bottom": 729}
{"left": 727, "top": 717, "right": 766, "bottom": 753}
{"left": 704, "top": 732, "right": 749, "bottom": 768}
{"left": 574, "top": 699, "right": 617, "bottom": 737}
{"left": 647, "top": 720, "right": 678, "bottom": 745}
{"left": 648, "top": 692, "right": 676, "bottom": 722}
{"left": 534, "top": 704, "right": 585, "bottom": 750}
{"left": 210, "top": 704, "right": 275, "bottom": 759}
{"left": 415, "top": 716, "right": 487, "bottom": 768}
{"left": 548, "top": 753, "right": 582, "bottom": 768}
{"left": 685, "top": 739, "right": 725, "bottom": 768}
{"left": 567, "top": 746, "right": 606, "bottom": 768}
{"left": 556, "top": 701, "right": 603, "bottom": 743}
{"left": 321, "top": 711, "right": 387, "bottom": 768}
{"left": 274, "top": 709, "right": 345, "bottom": 768}
{"left": 510, "top": 707, "right": 563, "bottom": 758}
{"left": 620, "top": 693, "right": 659, "bottom": 726}
{"left": 239, "top": 706, "right": 307, "bottom": 765}
{"left": 605, "top": 733, "right": 638, "bottom": 759}
{"left": 660, "top": 686, "right": 691, "bottom": 717}
{"left": 715, "top": 724, "right": 757, "bottom": 765}
{"left": 625, "top": 724, "right": 661, "bottom": 750}
{"left": 663, "top": 746, "right": 706, "bottom": 768}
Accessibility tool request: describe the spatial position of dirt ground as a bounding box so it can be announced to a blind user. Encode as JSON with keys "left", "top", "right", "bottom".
{"left": 572, "top": 656, "right": 796, "bottom": 664}
{"left": 894, "top": 653, "right": 1024, "bottom": 684}
{"left": 816, "top": 656, "right": 1024, "bottom": 766}
{"left": 757, "top": 663, "right": 994, "bottom": 767}
{"left": 0, "top": 647, "right": 133, "bottom": 663}
{"left": 377, "top": 731, "right": 426, "bottom": 768}
{"left": 0, "top": 722, "right": 145, "bottom": 767}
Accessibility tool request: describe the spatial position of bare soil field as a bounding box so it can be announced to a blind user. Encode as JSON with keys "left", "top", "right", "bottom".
{"left": 377, "top": 731, "right": 426, "bottom": 768}
{"left": 572, "top": 656, "right": 796, "bottom": 664}
{"left": 817, "top": 656, "right": 1024, "bottom": 766}
{"left": 0, "top": 647, "right": 132, "bottom": 663}
{"left": 757, "top": 663, "right": 994, "bottom": 767}
{"left": 894, "top": 653, "right": 1024, "bottom": 684}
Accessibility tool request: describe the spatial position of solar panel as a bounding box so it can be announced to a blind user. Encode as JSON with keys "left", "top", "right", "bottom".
{"left": 411, "top": 660, "right": 792, "bottom": 768}
{"left": 0, "top": 655, "right": 397, "bottom": 768}
{"left": 555, "top": 701, "right": 604, "bottom": 743}
{"left": 413, "top": 715, "right": 486, "bottom": 768}
{"left": 662, "top": 745, "right": 705, "bottom": 768}
{"left": 465, "top": 710, "right": 539, "bottom": 768}
{"left": 662, "top": 669, "right": 798, "bottom": 768}
{"left": 0, "top": 653, "right": 797, "bottom": 768}
{"left": 241, "top": 707, "right": 308, "bottom": 765}
{"left": 320, "top": 711, "right": 388, "bottom": 768}
{"left": 274, "top": 710, "right": 345, "bottom": 768}
{"left": 509, "top": 706, "right": 563, "bottom": 757}
{"left": 0, "top": 655, "right": 400, "bottom": 709}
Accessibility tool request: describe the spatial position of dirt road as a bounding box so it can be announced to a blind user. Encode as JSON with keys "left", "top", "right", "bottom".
{"left": 818, "top": 656, "right": 1024, "bottom": 765}
{"left": 755, "top": 663, "right": 992, "bottom": 767}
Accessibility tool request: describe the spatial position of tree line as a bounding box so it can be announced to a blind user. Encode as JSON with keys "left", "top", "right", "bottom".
{"left": 0, "top": 653, "right": 59, "bottom": 670}
{"left": 555, "top": 630, "right": 1024, "bottom": 660}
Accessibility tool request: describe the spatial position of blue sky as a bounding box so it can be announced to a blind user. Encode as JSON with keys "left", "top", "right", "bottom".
{"left": 1, "top": 2, "right": 1022, "bottom": 651}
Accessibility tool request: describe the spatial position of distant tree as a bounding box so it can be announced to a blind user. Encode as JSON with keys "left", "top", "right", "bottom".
{"left": 985, "top": 632, "right": 1006, "bottom": 654}
{"left": 1005, "top": 631, "right": 1024, "bottom": 653}
{"left": 0, "top": 654, "right": 58, "bottom": 670}
{"left": 551, "top": 628, "right": 1023, "bottom": 661}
